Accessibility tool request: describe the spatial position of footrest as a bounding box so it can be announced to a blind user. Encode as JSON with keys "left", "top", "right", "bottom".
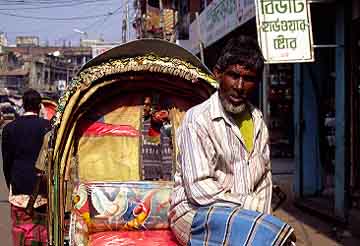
{"left": 88, "top": 230, "right": 179, "bottom": 246}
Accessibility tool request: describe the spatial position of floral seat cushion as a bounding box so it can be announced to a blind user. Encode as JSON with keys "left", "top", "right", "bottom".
{"left": 70, "top": 181, "right": 176, "bottom": 245}
{"left": 88, "top": 230, "right": 179, "bottom": 246}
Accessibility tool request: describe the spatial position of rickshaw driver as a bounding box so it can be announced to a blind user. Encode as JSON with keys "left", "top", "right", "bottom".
{"left": 169, "top": 36, "right": 295, "bottom": 245}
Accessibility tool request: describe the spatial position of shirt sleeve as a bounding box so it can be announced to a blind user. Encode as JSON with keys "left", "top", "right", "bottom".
{"left": 2, "top": 126, "right": 13, "bottom": 189}
{"left": 35, "top": 131, "right": 50, "bottom": 172}
{"left": 253, "top": 125, "right": 273, "bottom": 214}
{"left": 177, "top": 120, "right": 264, "bottom": 210}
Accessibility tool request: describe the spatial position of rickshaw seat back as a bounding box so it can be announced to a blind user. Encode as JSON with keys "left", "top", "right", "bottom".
{"left": 76, "top": 104, "right": 142, "bottom": 182}
{"left": 74, "top": 97, "right": 186, "bottom": 183}
{"left": 70, "top": 181, "right": 174, "bottom": 245}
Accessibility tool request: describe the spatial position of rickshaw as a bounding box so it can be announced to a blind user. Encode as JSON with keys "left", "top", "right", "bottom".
{"left": 37, "top": 39, "right": 217, "bottom": 246}
{"left": 36, "top": 39, "right": 288, "bottom": 246}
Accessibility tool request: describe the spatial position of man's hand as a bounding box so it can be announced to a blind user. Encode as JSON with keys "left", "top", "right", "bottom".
{"left": 272, "top": 185, "right": 287, "bottom": 211}
{"left": 25, "top": 196, "right": 35, "bottom": 216}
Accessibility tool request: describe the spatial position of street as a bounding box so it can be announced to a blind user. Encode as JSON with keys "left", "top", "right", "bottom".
{"left": 0, "top": 0, "right": 359, "bottom": 245}
{"left": 0, "top": 147, "right": 359, "bottom": 245}
{"left": 0, "top": 131, "right": 12, "bottom": 246}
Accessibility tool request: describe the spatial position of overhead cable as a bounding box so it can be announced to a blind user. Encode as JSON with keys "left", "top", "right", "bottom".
{"left": 0, "top": 10, "right": 118, "bottom": 20}
{"left": 0, "top": 0, "right": 116, "bottom": 10}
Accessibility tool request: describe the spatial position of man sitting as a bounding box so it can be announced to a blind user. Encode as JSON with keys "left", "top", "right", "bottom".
{"left": 169, "top": 36, "right": 295, "bottom": 246}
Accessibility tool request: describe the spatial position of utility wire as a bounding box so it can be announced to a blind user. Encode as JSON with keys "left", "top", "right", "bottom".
{"left": 81, "top": 6, "right": 123, "bottom": 31}
{"left": 2, "top": 1, "right": 128, "bottom": 44}
{"left": 53, "top": 6, "right": 123, "bottom": 43}
{"left": 0, "top": 0, "right": 117, "bottom": 10}
{"left": 0, "top": 10, "right": 118, "bottom": 20}
{"left": 4, "top": 6, "right": 123, "bottom": 35}
{"left": 0, "top": 0, "right": 105, "bottom": 2}
{"left": 90, "top": 9, "right": 124, "bottom": 34}
{"left": 0, "top": 0, "right": 114, "bottom": 5}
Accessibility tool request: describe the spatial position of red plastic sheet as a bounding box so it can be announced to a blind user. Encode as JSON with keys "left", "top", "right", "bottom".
{"left": 42, "top": 101, "right": 57, "bottom": 120}
{"left": 88, "top": 230, "right": 179, "bottom": 246}
{"left": 79, "top": 120, "right": 140, "bottom": 137}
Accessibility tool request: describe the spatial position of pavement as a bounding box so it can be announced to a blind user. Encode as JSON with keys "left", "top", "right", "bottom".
{"left": 0, "top": 135, "right": 12, "bottom": 246}
{"left": 0, "top": 152, "right": 359, "bottom": 245}
{"left": 0, "top": 202, "right": 11, "bottom": 246}
{"left": 272, "top": 158, "right": 360, "bottom": 246}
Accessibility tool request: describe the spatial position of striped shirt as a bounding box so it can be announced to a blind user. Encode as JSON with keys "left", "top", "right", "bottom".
{"left": 169, "top": 92, "right": 272, "bottom": 245}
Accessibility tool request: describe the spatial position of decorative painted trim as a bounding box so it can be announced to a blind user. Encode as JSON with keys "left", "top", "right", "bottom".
{"left": 51, "top": 54, "right": 217, "bottom": 127}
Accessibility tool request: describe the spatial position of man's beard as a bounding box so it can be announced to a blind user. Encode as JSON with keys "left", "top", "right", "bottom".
{"left": 220, "top": 94, "right": 247, "bottom": 114}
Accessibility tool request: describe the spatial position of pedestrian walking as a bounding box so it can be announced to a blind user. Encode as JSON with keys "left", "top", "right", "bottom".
{"left": 2, "top": 89, "right": 50, "bottom": 246}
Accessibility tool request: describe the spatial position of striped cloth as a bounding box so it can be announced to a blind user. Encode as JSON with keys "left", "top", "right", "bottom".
{"left": 190, "top": 206, "right": 293, "bottom": 246}
{"left": 170, "top": 92, "right": 276, "bottom": 245}
{"left": 11, "top": 205, "right": 48, "bottom": 246}
{"left": 141, "top": 118, "right": 173, "bottom": 180}
{"left": 141, "top": 117, "right": 163, "bottom": 180}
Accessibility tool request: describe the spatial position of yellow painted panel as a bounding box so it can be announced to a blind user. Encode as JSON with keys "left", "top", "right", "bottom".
{"left": 104, "top": 106, "right": 141, "bottom": 128}
{"left": 78, "top": 136, "right": 140, "bottom": 181}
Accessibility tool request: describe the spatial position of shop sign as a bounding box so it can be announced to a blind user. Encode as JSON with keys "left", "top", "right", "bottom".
{"left": 186, "top": 0, "right": 255, "bottom": 55}
{"left": 201, "top": 0, "right": 240, "bottom": 47}
{"left": 255, "top": 0, "right": 314, "bottom": 63}
{"left": 91, "top": 44, "right": 118, "bottom": 58}
{"left": 57, "top": 80, "right": 66, "bottom": 91}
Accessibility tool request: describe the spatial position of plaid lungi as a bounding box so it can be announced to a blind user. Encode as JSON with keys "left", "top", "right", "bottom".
{"left": 189, "top": 206, "right": 294, "bottom": 246}
{"left": 11, "top": 205, "right": 48, "bottom": 246}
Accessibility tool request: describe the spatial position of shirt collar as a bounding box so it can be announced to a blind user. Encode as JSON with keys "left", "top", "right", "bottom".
{"left": 209, "top": 91, "right": 263, "bottom": 124}
{"left": 23, "top": 111, "right": 38, "bottom": 116}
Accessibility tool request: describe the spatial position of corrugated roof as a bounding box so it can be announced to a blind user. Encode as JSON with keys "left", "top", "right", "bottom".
{"left": 6, "top": 46, "right": 91, "bottom": 56}
{"left": 0, "top": 68, "right": 28, "bottom": 76}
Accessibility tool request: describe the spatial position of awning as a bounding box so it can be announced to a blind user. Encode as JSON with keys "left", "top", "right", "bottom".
{"left": 0, "top": 68, "right": 29, "bottom": 76}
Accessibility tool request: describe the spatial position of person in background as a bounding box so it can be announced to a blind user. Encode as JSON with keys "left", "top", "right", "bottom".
{"left": 169, "top": 36, "right": 295, "bottom": 245}
{"left": 141, "top": 95, "right": 159, "bottom": 180}
{"left": 143, "top": 96, "right": 152, "bottom": 122}
{"left": 2, "top": 89, "right": 50, "bottom": 246}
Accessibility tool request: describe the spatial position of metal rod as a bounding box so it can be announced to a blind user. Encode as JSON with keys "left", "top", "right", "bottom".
{"left": 195, "top": 12, "right": 204, "bottom": 63}
{"left": 126, "top": 0, "right": 130, "bottom": 41}
{"left": 313, "top": 44, "right": 343, "bottom": 48}
{"left": 308, "top": 0, "right": 336, "bottom": 3}
{"left": 262, "top": 64, "right": 269, "bottom": 124}
{"left": 159, "top": 0, "right": 166, "bottom": 39}
{"left": 334, "top": 0, "right": 347, "bottom": 220}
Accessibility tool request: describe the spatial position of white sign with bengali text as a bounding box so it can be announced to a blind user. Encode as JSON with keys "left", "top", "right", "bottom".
{"left": 186, "top": 0, "right": 255, "bottom": 55}
{"left": 255, "top": 0, "right": 314, "bottom": 63}
{"left": 91, "top": 44, "right": 118, "bottom": 58}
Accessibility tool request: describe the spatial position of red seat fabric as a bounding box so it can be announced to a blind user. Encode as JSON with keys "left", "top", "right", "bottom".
{"left": 88, "top": 230, "right": 179, "bottom": 246}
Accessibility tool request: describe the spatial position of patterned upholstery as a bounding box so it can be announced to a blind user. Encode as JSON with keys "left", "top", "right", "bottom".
{"left": 70, "top": 181, "right": 175, "bottom": 246}
{"left": 88, "top": 231, "right": 178, "bottom": 246}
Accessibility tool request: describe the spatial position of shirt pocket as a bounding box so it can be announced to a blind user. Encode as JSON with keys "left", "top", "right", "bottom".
{"left": 248, "top": 153, "right": 268, "bottom": 191}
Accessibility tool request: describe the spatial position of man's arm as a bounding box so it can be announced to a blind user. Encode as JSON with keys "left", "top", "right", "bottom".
{"left": 2, "top": 126, "right": 13, "bottom": 189}
{"left": 35, "top": 131, "right": 50, "bottom": 172}
{"left": 178, "top": 121, "right": 264, "bottom": 210}
{"left": 253, "top": 126, "right": 273, "bottom": 214}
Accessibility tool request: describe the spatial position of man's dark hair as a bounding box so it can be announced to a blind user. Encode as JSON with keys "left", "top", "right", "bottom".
{"left": 22, "top": 89, "right": 41, "bottom": 112}
{"left": 215, "top": 35, "right": 264, "bottom": 82}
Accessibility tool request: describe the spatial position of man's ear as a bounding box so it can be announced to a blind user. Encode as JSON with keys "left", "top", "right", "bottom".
{"left": 213, "top": 67, "right": 222, "bottom": 80}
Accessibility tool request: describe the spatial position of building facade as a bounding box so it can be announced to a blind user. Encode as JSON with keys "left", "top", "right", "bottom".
{"left": 178, "top": 0, "right": 358, "bottom": 229}
{"left": 179, "top": 0, "right": 294, "bottom": 159}
{"left": 0, "top": 42, "right": 92, "bottom": 95}
{"left": 133, "top": 0, "right": 177, "bottom": 40}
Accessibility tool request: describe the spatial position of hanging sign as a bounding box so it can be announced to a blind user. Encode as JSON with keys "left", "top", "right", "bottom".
{"left": 255, "top": 0, "right": 314, "bottom": 63}
{"left": 185, "top": 0, "right": 256, "bottom": 55}
{"left": 91, "top": 44, "right": 118, "bottom": 58}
